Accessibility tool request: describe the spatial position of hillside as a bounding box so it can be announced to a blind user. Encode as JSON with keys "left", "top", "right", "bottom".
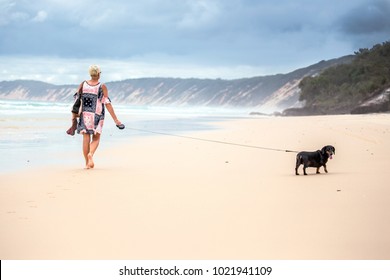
{"left": 284, "top": 41, "right": 390, "bottom": 115}
{"left": 0, "top": 56, "right": 352, "bottom": 114}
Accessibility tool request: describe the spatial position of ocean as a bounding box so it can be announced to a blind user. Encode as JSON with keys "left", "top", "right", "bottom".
{"left": 0, "top": 99, "right": 249, "bottom": 174}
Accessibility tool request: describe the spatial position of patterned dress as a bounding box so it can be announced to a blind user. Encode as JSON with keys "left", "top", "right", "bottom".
{"left": 77, "top": 81, "right": 110, "bottom": 135}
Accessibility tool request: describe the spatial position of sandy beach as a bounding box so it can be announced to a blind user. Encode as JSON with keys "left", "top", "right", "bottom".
{"left": 1, "top": 114, "right": 390, "bottom": 260}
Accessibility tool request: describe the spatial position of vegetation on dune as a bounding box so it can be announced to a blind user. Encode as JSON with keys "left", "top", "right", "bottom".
{"left": 298, "top": 41, "right": 390, "bottom": 114}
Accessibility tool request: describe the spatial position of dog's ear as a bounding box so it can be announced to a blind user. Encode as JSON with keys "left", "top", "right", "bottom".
{"left": 333, "top": 147, "right": 336, "bottom": 155}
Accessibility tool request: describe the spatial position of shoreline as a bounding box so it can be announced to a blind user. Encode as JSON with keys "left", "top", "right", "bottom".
{"left": 1, "top": 114, "right": 390, "bottom": 259}
{"left": 0, "top": 112, "right": 236, "bottom": 175}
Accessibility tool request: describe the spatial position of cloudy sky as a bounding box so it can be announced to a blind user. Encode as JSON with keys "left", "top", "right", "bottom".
{"left": 1, "top": 0, "right": 389, "bottom": 85}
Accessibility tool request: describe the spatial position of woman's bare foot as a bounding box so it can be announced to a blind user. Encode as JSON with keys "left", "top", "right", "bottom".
{"left": 87, "top": 153, "right": 94, "bottom": 169}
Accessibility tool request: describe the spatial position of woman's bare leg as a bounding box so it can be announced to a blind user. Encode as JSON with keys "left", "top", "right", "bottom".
{"left": 83, "top": 133, "right": 91, "bottom": 168}
{"left": 87, "top": 133, "right": 101, "bottom": 168}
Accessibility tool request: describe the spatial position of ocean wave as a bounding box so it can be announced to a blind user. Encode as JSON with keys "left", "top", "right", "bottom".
{"left": 0, "top": 99, "right": 249, "bottom": 117}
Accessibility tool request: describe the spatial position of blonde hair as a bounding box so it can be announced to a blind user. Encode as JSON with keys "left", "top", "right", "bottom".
{"left": 88, "top": 65, "right": 101, "bottom": 77}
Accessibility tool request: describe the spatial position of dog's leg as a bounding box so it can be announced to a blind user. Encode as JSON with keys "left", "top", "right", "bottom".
{"left": 303, "top": 166, "right": 308, "bottom": 175}
{"left": 324, "top": 164, "right": 328, "bottom": 173}
{"left": 295, "top": 162, "right": 300, "bottom": 175}
{"left": 316, "top": 167, "right": 320, "bottom": 174}
{"left": 295, "top": 156, "right": 301, "bottom": 175}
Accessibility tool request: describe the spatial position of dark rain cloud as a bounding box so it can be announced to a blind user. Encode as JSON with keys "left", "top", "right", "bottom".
{"left": 1, "top": 0, "right": 388, "bottom": 58}
{"left": 338, "top": 0, "right": 390, "bottom": 35}
{"left": 1, "top": 0, "right": 390, "bottom": 83}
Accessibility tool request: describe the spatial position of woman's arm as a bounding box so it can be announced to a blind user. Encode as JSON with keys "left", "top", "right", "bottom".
{"left": 102, "top": 84, "right": 122, "bottom": 125}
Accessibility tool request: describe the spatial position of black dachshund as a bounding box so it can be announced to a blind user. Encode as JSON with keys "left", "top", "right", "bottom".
{"left": 295, "top": 145, "right": 335, "bottom": 175}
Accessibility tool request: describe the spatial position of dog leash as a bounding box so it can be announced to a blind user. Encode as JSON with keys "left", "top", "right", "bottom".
{"left": 124, "top": 127, "right": 299, "bottom": 153}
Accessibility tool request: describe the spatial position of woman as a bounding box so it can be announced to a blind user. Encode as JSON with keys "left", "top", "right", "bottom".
{"left": 76, "top": 65, "right": 124, "bottom": 169}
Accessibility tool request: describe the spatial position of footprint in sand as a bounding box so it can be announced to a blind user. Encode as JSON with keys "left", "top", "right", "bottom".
{"left": 27, "top": 201, "right": 38, "bottom": 208}
{"left": 46, "top": 192, "right": 56, "bottom": 198}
